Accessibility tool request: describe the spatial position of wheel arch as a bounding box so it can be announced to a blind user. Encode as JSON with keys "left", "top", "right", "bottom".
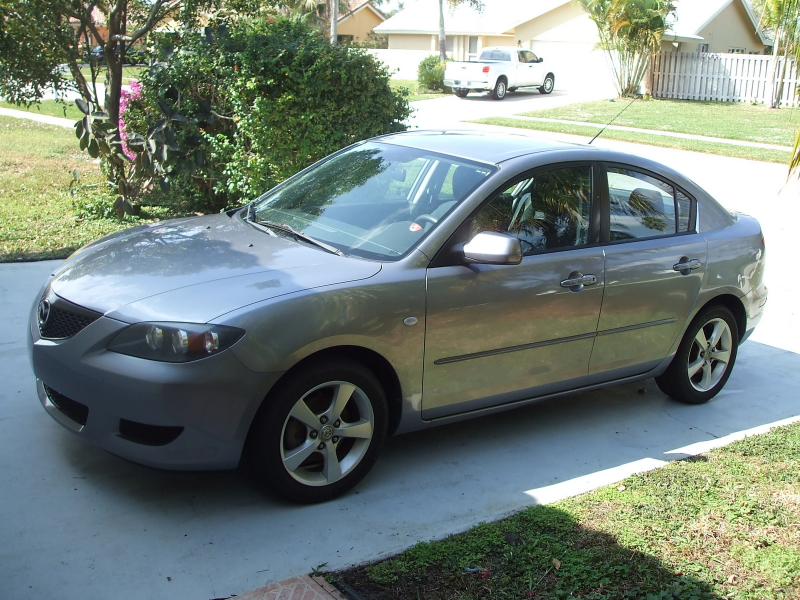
{"left": 257, "top": 345, "right": 404, "bottom": 437}
{"left": 546, "top": 72, "right": 555, "bottom": 80}
{"left": 698, "top": 293, "right": 747, "bottom": 343}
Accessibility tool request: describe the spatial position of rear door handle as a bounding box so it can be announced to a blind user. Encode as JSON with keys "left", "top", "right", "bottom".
{"left": 560, "top": 274, "right": 597, "bottom": 289}
{"left": 673, "top": 258, "right": 701, "bottom": 274}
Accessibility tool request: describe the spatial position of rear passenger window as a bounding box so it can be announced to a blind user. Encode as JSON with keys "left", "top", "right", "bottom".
{"left": 606, "top": 167, "right": 692, "bottom": 240}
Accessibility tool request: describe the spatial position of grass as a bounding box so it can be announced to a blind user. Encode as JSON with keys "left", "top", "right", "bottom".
{"left": 391, "top": 78, "right": 451, "bottom": 102}
{"left": 0, "top": 116, "right": 169, "bottom": 262}
{"left": 473, "top": 116, "right": 793, "bottom": 164}
{"left": 518, "top": 99, "right": 799, "bottom": 147}
{"left": 335, "top": 421, "right": 800, "bottom": 599}
{"left": 0, "top": 99, "right": 84, "bottom": 121}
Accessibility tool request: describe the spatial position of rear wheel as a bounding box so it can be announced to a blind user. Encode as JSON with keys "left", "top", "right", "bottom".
{"left": 454, "top": 88, "right": 469, "bottom": 98}
{"left": 539, "top": 74, "right": 555, "bottom": 94}
{"left": 656, "top": 306, "right": 738, "bottom": 404}
{"left": 246, "top": 359, "right": 388, "bottom": 503}
{"left": 491, "top": 77, "right": 508, "bottom": 100}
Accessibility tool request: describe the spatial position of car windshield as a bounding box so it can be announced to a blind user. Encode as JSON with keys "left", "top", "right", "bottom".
{"left": 251, "top": 142, "right": 495, "bottom": 261}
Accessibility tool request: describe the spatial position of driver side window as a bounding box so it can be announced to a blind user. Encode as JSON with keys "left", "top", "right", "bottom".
{"left": 471, "top": 166, "right": 593, "bottom": 254}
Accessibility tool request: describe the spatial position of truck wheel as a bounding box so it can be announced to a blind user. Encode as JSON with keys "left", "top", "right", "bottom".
{"left": 491, "top": 78, "right": 508, "bottom": 100}
{"left": 454, "top": 88, "right": 469, "bottom": 98}
{"left": 539, "top": 74, "right": 555, "bottom": 94}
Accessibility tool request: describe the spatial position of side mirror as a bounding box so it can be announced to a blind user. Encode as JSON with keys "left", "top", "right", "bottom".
{"left": 539, "top": 57, "right": 544, "bottom": 63}
{"left": 463, "top": 231, "right": 522, "bottom": 265}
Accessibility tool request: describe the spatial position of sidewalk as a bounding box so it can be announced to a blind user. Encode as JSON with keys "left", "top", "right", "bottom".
{"left": 0, "top": 106, "right": 74, "bottom": 128}
{"left": 505, "top": 115, "right": 794, "bottom": 151}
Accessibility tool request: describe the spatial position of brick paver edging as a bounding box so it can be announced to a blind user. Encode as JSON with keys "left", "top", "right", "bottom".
{"left": 233, "top": 574, "right": 350, "bottom": 600}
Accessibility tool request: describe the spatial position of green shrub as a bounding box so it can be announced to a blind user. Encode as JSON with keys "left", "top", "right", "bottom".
{"left": 417, "top": 54, "right": 449, "bottom": 92}
{"left": 125, "top": 18, "right": 410, "bottom": 214}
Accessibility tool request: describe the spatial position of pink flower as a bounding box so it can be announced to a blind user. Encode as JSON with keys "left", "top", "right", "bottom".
{"left": 119, "top": 79, "right": 142, "bottom": 162}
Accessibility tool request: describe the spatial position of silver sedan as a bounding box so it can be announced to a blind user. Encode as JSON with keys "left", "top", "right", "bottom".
{"left": 28, "top": 131, "right": 768, "bottom": 503}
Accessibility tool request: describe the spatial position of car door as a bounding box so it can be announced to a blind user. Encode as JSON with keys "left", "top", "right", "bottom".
{"left": 422, "top": 164, "right": 605, "bottom": 419}
{"left": 518, "top": 50, "right": 543, "bottom": 86}
{"left": 588, "top": 164, "right": 706, "bottom": 378}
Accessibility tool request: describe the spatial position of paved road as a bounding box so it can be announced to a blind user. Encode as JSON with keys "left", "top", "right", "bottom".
{"left": 2, "top": 97, "right": 798, "bottom": 600}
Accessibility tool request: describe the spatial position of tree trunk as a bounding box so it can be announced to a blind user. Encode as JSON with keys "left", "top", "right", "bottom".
{"left": 330, "top": 0, "right": 338, "bottom": 43}
{"left": 770, "top": 26, "right": 782, "bottom": 108}
{"left": 438, "top": 0, "right": 446, "bottom": 63}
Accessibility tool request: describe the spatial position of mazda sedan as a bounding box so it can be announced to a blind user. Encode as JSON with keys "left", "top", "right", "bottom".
{"left": 29, "top": 131, "right": 767, "bottom": 503}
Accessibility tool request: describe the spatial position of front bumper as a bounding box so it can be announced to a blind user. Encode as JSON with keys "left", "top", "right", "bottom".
{"left": 29, "top": 300, "right": 281, "bottom": 470}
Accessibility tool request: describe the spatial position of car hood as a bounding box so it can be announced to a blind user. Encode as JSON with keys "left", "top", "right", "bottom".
{"left": 49, "top": 212, "right": 382, "bottom": 323}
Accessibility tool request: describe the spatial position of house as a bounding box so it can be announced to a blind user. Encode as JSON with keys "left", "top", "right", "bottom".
{"left": 337, "top": 1, "right": 387, "bottom": 43}
{"left": 373, "top": 0, "right": 769, "bottom": 90}
{"left": 662, "top": 0, "right": 771, "bottom": 54}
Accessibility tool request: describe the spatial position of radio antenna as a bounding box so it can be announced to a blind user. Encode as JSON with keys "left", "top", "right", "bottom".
{"left": 588, "top": 96, "right": 637, "bottom": 145}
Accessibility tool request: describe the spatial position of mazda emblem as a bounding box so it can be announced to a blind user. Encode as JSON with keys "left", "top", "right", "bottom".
{"left": 38, "top": 298, "right": 51, "bottom": 327}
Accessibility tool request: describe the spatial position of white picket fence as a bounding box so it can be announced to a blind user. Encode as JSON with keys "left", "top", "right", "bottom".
{"left": 651, "top": 51, "right": 800, "bottom": 107}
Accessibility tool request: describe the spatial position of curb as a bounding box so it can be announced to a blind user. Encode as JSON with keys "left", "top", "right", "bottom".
{"left": 233, "top": 574, "right": 350, "bottom": 600}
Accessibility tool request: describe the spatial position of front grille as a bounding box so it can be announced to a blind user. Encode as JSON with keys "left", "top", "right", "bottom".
{"left": 118, "top": 419, "right": 184, "bottom": 446}
{"left": 44, "top": 385, "right": 89, "bottom": 426}
{"left": 39, "top": 300, "right": 101, "bottom": 340}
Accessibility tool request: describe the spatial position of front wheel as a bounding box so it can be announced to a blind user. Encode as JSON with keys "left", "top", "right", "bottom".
{"left": 246, "top": 359, "right": 388, "bottom": 503}
{"left": 453, "top": 88, "right": 469, "bottom": 98}
{"left": 656, "top": 306, "right": 739, "bottom": 404}
{"left": 491, "top": 78, "right": 508, "bottom": 100}
{"left": 539, "top": 74, "right": 555, "bottom": 94}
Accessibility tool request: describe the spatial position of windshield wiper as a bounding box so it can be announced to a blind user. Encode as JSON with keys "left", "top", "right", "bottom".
{"left": 256, "top": 219, "right": 345, "bottom": 257}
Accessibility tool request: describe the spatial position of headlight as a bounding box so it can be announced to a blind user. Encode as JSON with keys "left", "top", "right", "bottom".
{"left": 108, "top": 322, "right": 245, "bottom": 363}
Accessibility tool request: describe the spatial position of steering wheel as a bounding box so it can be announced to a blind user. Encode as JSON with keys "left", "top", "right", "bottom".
{"left": 414, "top": 214, "right": 438, "bottom": 226}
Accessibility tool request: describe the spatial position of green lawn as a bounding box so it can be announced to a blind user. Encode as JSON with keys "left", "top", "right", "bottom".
{"left": 518, "top": 99, "right": 798, "bottom": 147}
{"left": 335, "top": 421, "right": 800, "bottom": 599}
{"left": 474, "top": 116, "right": 793, "bottom": 164}
{"left": 391, "top": 78, "right": 451, "bottom": 102}
{"left": 0, "top": 99, "right": 84, "bottom": 121}
{"left": 0, "top": 116, "right": 168, "bottom": 261}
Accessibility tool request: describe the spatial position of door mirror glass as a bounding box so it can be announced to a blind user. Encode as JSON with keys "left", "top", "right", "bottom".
{"left": 539, "top": 57, "right": 544, "bottom": 63}
{"left": 463, "top": 232, "right": 523, "bottom": 265}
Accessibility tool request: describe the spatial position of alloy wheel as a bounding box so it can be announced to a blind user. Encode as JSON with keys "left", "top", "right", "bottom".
{"left": 280, "top": 381, "right": 374, "bottom": 487}
{"left": 687, "top": 317, "right": 732, "bottom": 392}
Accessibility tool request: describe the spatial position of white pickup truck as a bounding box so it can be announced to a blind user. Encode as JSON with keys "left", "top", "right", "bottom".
{"left": 443, "top": 47, "right": 555, "bottom": 100}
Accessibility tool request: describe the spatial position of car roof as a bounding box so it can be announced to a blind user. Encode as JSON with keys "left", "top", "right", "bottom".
{"left": 373, "top": 130, "right": 594, "bottom": 164}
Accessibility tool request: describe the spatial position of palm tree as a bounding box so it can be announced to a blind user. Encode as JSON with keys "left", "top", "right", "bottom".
{"left": 754, "top": 0, "right": 800, "bottom": 108}
{"left": 578, "top": 0, "right": 675, "bottom": 97}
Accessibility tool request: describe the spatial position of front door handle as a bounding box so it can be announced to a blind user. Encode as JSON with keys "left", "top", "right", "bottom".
{"left": 560, "top": 273, "right": 597, "bottom": 291}
{"left": 673, "top": 258, "right": 701, "bottom": 275}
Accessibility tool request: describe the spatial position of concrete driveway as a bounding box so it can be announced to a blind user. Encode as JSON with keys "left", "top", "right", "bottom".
{"left": 2, "top": 102, "right": 798, "bottom": 600}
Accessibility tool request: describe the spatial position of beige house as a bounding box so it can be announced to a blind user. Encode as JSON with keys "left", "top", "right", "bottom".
{"left": 662, "top": 0, "right": 770, "bottom": 54}
{"left": 337, "top": 1, "right": 387, "bottom": 43}
{"left": 373, "top": 0, "right": 768, "bottom": 89}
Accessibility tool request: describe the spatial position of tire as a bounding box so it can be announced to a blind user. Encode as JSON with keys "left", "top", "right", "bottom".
{"left": 491, "top": 77, "right": 508, "bottom": 100}
{"left": 655, "top": 306, "right": 739, "bottom": 404}
{"left": 454, "top": 88, "right": 469, "bottom": 98}
{"left": 539, "top": 74, "right": 555, "bottom": 94}
{"left": 246, "top": 358, "right": 388, "bottom": 503}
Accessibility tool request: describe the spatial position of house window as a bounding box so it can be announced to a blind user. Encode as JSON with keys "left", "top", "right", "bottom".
{"left": 337, "top": 34, "right": 353, "bottom": 43}
{"left": 728, "top": 47, "right": 746, "bottom": 54}
{"left": 699, "top": 43, "right": 709, "bottom": 53}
